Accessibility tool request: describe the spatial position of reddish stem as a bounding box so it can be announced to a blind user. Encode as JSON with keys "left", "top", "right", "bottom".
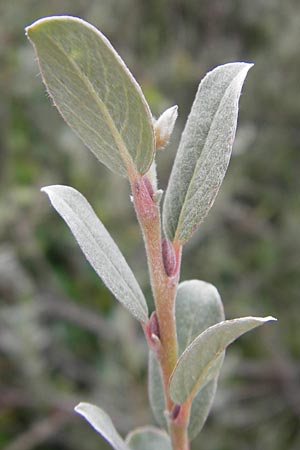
{"left": 130, "top": 174, "right": 190, "bottom": 450}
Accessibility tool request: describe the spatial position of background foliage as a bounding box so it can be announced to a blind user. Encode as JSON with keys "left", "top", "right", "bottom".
{"left": 0, "top": 1, "right": 299, "bottom": 449}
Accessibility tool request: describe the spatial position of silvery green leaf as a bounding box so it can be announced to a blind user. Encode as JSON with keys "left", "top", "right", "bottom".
{"left": 148, "top": 350, "right": 167, "bottom": 429}
{"left": 148, "top": 279, "right": 225, "bottom": 433}
{"left": 42, "top": 185, "right": 148, "bottom": 322}
{"left": 188, "top": 378, "right": 218, "bottom": 441}
{"left": 176, "top": 280, "right": 224, "bottom": 355}
{"left": 175, "top": 280, "right": 225, "bottom": 439}
{"left": 26, "top": 16, "right": 154, "bottom": 177}
{"left": 75, "top": 403, "right": 129, "bottom": 450}
{"left": 163, "top": 63, "right": 253, "bottom": 243}
{"left": 126, "top": 427, "right": 171, "bottom": 450}
{"left": 170, "top": 316, "right": 276, "bottom": 404}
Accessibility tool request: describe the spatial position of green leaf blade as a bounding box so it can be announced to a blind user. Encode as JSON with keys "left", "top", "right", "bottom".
{"left": 163, "top": 62, "right": 253, "bottom": 243}
{"left": 42, "top": 185, "right": 148, "bottom": 322}
{"left": 170, "top": 316, "right": 276, "bottom": 404}
{"left": 26, "top": 16, "right": 154, "bottom": 177}
{"left": 148, "top": 350, "right": 167, "bottom": 429}
{"left": 148, "top": 279, "right": 225, "bottom": 436}
{"left": 188, "top": 378, "right": 218, "bottom": 441}
{"left": 126, "top": 427, "right": 172, "bottom": 450}
{"left": 175, "top": 280, "right": 225, "bottom": 440}
{"left": 75, "top": 402, "right": 129, "bottom": 450}
{"left": 176, "top": 280, "right": 225, "bottom": 355}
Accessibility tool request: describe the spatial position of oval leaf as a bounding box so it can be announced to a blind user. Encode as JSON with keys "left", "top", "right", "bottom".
{"left": 42, "top": 185, "right": 148, "bottom": 322}
{"left": 126, "top": 426, "right": 171, "bottom": 450}
{"left": 176, "top": 280, "right": 225, "bottom": 355}
{"left": 170, "top": 316, "right": 276, "bottom": 404}
{"left": 148, "top": 350, "right": 167, "bottom": 429}
{"left": 26, "top": 16, "right": 154, "bottom": 177}
{"left": 75, "top": 402, "right": 129, "bottom": 450}
{"left": 175, "top": 280, "right": 225, "bottom": 440}
{"left": 188, "top": 378, "right": 218, "bottom": 441}
{"left": 163, "top": 62, "right": 253, "bottom": 243}
{"left": 148, "top": 279, "right": 225, "bottom": 434}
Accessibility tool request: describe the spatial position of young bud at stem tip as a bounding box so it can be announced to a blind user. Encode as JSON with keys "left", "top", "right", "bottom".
{"left": 154, "top": 105, "right": 178, "bottom": 150}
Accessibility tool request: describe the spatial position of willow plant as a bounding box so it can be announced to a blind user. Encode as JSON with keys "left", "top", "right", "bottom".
{"left": 26, "top": 16, "right": 276, "bottom": 450}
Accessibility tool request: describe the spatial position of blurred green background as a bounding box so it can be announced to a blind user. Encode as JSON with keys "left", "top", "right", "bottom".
{"left": 1, "top": 0, "right": 299, "bottom": 449}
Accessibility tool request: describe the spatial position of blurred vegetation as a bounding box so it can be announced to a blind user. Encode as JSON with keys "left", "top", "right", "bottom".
{"left": 0, "top": 1, "right": 299, "bottom": 449}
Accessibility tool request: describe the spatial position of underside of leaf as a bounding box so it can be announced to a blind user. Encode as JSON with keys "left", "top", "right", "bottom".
{"left": 75, "top": 402, "right": 129, "bottom": 450}
{"left": 42, "top": 185, "right": 148, "bottom": 322}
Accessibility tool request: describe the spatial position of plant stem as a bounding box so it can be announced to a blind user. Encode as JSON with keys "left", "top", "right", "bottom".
{"left": 131, "top": 175, "right": 190, "bottom": 450}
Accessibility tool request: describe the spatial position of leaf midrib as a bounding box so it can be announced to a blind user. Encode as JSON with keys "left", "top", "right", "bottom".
{"left": 56, "top": 191, "right": 147, "bottom": 319}
{"left": 172, "top": 333, "right": 224, "bottom": 404}
{"left": 174, "top": 71, "right": 241, "bottom": 243}
{"left": 45, "top": 32, "right": 136, "bottom": 176}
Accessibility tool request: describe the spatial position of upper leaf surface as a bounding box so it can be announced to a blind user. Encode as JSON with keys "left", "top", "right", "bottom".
{"left": 163, "top": 62, "right": 253, "bottom": 243}
{"left": 188, "top": 378, "right": 218, "bottom": 441}
{"left": 75, "top": 402, "right": 129, "bottom": 450}
{"left": 148, "top": 349, "right": 167, "bottom": 429}
{"left": 148, "top": 279, "right": 225, "bottom": 432}
{"left": 176, "top": 280, "right": 225, "bottom": 355}
{"left": 42, "top": 185, "right": 148, "bottom": 322}
{"left": 126, "top": 427, "right": 172, "bottom": 450}
{"left": 175, "top": 280, "right": 225, "bottom": 440}
{"left": 26, "top": 16, "right": 155, "bottom": 177}
{"left": 170, "top": 316, "right": 276, "bottom": 404}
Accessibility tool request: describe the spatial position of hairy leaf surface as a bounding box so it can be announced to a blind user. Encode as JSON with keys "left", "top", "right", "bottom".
{"left": 42, "top": 185, "right": 148, "bottom": 322}
{"left": 189, "top": 379, "right": 218, "bottom": 440}
{"left": 75, "top": 403, "right": 129, "bottom": 450}
{"left": 176, "top": 281, "right": 224, "bottom": 439}
{"left": 176, "top": 280, "right": 224, "bottom": 355}
{"left": 163, "top": 63, "right": 253, "bottom": 243}
{"left": 148, "top": 349, "right": 167, "bottom": 429}
{"left": 126, "top": 427, "right": 171, "bottom": 450}
{"left": 26, "top": 16, "right": 154, "bottom": 177}
{"left": 148, "top": 280, "right": 225, "bottom": 437}
{"left": 170, "top": 316, "right": 276, "bottom": 404}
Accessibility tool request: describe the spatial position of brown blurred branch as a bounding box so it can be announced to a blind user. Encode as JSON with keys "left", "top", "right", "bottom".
{"left": 3, "top": 411, "right": 71, "bottom": 450}
{"left": 0, "top": 387, "right": 80, "bottom": 412}
{"left": 36, "top": 292, "right": 116, "bottom": 341}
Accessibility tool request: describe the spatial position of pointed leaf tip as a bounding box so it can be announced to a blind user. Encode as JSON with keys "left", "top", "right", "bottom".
{"left": 170, "top": 315, "right": 276, "bottom": 404}
{"left": 75, "top": 402, "right": 129, "bottom": 450}
{"left": 163, "top": 62, "right": 253, "bottom": 243}
{"left": 26, "top": 16, "right": 154, "bottom": 177}
{"left": 42, "top": 185, "right": 148, "bottom": 322}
